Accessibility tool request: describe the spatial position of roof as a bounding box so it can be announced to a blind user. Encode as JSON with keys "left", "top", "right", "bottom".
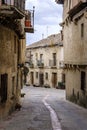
{"left": 26, "top": 33, "right": 63, "bottom": 49}
{"left": 68, "top": 1, "right": 87, "bottom": 19}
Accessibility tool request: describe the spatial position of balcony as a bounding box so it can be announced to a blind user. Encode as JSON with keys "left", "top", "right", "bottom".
{"left": 59, "top": 61, "right": 87, "bottom": 69}
{"left": 68, "top": 1, "right": 87, "bottom": 20}
{"left": 37, "top": 60, "right": 44, "bottom": 68}
{"left": 0, "top": 1, "right": 25, "bottom": 19}
{"left": 25, "top": 60, "right": 34, "bottom": 68}
{"left": 55, "top": 0, "right": 64, "bottom": 4}
{"left": 0, "top": 1, "right": 25, "bottom": 38}
{"left": 49, "top": 60, "right": 57, "bottom": 68}
{"left": 24, "top": 8, "right": 34, "bottom": 33}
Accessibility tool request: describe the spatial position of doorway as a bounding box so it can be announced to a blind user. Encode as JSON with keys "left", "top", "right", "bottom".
{"left": 39, "top": 73, "right": 44, "bottom": 87}
{"left": 0, "top": 74, "right": 8, "bottom": 103}
{"left": 30, "top": 72, "right": 34, "bottom": 85}
{"left": 52, "top": 73, "right": 57, "bottom": 88}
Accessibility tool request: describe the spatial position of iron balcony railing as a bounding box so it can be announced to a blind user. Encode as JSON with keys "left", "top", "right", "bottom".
{"left": 29, "top": 60, "right": 34, "bottom": 68}
{"left": 25, "top": 60, "right": 34, "bottom": 68}
{"left": 37, "top": 60, "right": 44, "bottom": 68}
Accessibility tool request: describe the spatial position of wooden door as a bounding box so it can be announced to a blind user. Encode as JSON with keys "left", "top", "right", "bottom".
{"left": 31, "top": 72, "right": 34, "bottom": 85}
{"left": 52, "top": 73, "right": 57, "bottom": 88}
{"left": 39, "top": 73, "right": 44, "bottom": 87}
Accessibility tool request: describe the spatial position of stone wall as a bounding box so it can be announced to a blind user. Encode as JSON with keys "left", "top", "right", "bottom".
{"left": 0, "top": 25, "right": 25, "bottom": 119}
{"left": 63, "top": 1, "right": 87, "bottom": 107}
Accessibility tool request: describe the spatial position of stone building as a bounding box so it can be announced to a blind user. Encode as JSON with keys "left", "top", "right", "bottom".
{"left": 26, "top": 34, "right": 65, "bottom": 88}
{"left": 56, "top": 0, "right": 87, "bottom": 107}
{"left": 0, "top": 0, "right": 34, "bottom": 119}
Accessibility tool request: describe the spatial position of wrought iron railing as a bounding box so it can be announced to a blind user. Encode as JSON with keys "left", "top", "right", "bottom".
{"left": 37, "top": 60, "right": 44, "bottom": 67}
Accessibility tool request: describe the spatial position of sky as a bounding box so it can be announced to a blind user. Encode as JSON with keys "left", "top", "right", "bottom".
{"left": 25, "top": 0, "right": 63, "bottom": 45}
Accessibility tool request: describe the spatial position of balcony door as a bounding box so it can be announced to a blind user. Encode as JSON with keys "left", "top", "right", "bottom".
{"left": 40, "top": 54, "right": 43, "bottom": 64}
{"left": 53, "top": 53, "right": 56, "bottom": 66}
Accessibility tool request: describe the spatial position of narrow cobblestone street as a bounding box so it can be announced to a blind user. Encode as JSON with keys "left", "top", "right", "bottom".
{"left": 0, "top": 86, "right": 87, "bottom": 130}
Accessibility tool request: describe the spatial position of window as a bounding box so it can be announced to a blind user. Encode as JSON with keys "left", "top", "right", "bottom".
{"left": 65, "top": 0, "right": 68, "bottom": 7}
{"left": 61, "top": 30, "right": 63, "bottom": 41}
{"left": 2, "top": 0, "right": 5, "bottom": 4}
{"left": 53, "top": 53, "right": 56, "bottom": 66}
{"left": 62, "top": 74, "right": 65, "bottom": 83}
{"left": 45, "top": 73, "right": 48, "bottom": 80}
{"left": 36, "top": 53, "right": 38, "bottom": 60}
{"left": 14, "top": 36, "right": 16, "bottom": 53}
{"left": 18, "top": 40, "right": 20, "bottom": 63}
{"left": 0, "top": 74, "right": 8, "bottom": 103}
{"left": 36, "top": 72, "right": 38, "bottom": 79}
{"left": 69, "top": 0, "right": 71, "bottom": 10}
{"left": 12, "top": 77, "right": 15, "bottom": 95}
{"left": 81, "top": 23, "right": 84, "bottom": 38}
{"left": 40, "top": 54, "right": 43, "bottom": 61}
{"left": 81, "top": 71, "right": 86, "bottom": 91}
{"left": 31, "top": 55, "right": 33, "bottom": 61}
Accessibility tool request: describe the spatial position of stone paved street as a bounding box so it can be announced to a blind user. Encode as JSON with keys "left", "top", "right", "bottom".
{"left": 0, "top": 86, "right": 87, "bottom": 130}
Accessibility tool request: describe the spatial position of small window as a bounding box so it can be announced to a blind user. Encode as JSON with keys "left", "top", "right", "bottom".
{"left": 81, "top": 71, "right": 86, "bottom": 91}
{"left": 61, "top": 30, "right": 63, "bottom": 41}
{"left": 81, "top": 23, "right": 84, "bottom": 38}
{"left": 12, "top": 77, "right": 15, "bottom": 95}
{"left": 36, "top": 72, "right": 38, "bottom": 79}
{"left": 46, "top": 73, "right": 48, "bottom": 80}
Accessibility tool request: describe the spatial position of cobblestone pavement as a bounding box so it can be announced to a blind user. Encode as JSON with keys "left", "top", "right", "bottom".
{"left": 0, "top": 86, "right": 87, "bottom": 130}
